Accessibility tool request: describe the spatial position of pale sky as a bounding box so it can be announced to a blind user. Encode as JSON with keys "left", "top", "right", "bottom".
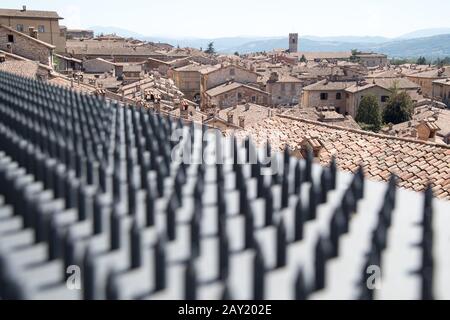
{"left": 2, "top": 0, "right": 450, "bottom": 38}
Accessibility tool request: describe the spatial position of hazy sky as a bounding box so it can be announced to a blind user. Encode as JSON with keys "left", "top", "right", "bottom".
{"left": 3, "top": 0, "right": 450, "bottom": 38}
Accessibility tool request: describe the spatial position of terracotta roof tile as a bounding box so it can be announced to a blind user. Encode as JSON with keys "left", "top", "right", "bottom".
{"left": 235, "top": 115, "right": 450, "bottom": 200}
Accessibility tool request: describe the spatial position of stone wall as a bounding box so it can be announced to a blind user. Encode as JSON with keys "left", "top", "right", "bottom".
{"left": 0, "top": 27, "right": 53, "bottom": 66}
{"left": 345, "top": 86, "right": 391, "bottom": 118}
{"left": 83, "top": 58, "right": 115, "bottom": 74}
{"left": 172, "top": 70, "right": 201, "bottom": 101}
{"left": 0, "top": 17, "right": 65, "bottom": 52}
{"left": 432, "top": 81, "right": 450, "bottom": 106}
{"left": 302, "top": 90, "right": 347, "bottom": 113}
{"left": 203, "top": 65, "right": 258, "bottom": 90}
{"left": 267, "top": 81, "right": 302, "bottom": 106}
{"left": 209, "top": 86, "right": 269, "bottom": 108}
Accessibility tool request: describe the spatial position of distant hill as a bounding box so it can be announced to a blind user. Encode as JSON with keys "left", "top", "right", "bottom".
{"left": 303, "top": 35, "right": 390, "bottom": 43}
{"left": 227, "top": 34, "right": 450, "bottom": 59}
{"left": 398, "top": 28, "right": 450, "bottom": 39}
{"left": 89, "top": 26, "right": 145, "bottom": 39}
{"left": 88, "top": 26, "right": 450, "bottom": 58}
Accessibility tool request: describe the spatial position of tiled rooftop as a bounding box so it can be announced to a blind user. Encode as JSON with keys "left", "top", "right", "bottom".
{"left": 303, "top": 79, "right": 357, "bottom": 91}
{"left": 0, "top": 8, "right": 61, "bottom": 19}
{"left": 282, "top": 107, "right": 361, "bottom": 130}
{"left": 234, "top": 115, "right": 450, "bottom": 200}
{"left": 218, "top": 103, "right": 270, "bottom": 127}
{"left": 0, "top": 60, "right": 39, "bottom": 78}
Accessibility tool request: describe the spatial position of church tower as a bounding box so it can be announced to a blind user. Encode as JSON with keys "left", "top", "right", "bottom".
{"left": 289, "top": 33, "right": 298, "bottom": 53}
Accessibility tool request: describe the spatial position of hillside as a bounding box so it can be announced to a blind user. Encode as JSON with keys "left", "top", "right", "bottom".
{"left": 89, "top": 26, "right": 450, "bottom": 58}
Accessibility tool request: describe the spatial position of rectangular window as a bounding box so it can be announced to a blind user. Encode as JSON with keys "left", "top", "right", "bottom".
{"left": 381, "top": 96, "right": 389, "bottom": 103}
{"left": 7, "top": 34, "right": 14, "bottom": 43}
{"left": 320, "top": 92, "right": 328, "bottom": 100}
{"left": 336, "top": 92, "right": 342, "bottom": 100}
{"left": 16, "top": 24, "right": 24, "bottom": 32}
{"left": 38, "top": 25, "right": 45, "bottom": 33}
{"left": 252, "top": 96, "right": 256, "bottom": 102}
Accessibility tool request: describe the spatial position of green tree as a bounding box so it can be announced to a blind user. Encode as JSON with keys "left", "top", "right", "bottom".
{"left": 234, "top": 51, "right": 240, "bottom": 56}
{"left": 205, "top": 42, "right": 216, "bottom": 55}
{"left": 382, "top": 85, "right": 414, "bottom": 124}
{"left": 356, "top": 94, "right": 382, "bottom": 132}
{"left": 350, "top": 49, "right": 361, "bottom": 62}
{"left": 417, "top": 56, "right": 427, "bottom": 65}
{"left": 300, "top": 54, "right": 307, "bottom": 63}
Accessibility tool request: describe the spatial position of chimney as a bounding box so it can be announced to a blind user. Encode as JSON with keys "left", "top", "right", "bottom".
{"left": 301, "top": 136, "right": 323, "bottom": 158}
{"left": 179, "top": 100, "right": 189, "bottom": 119}
{"left": 244, "top": 102, "right": 250, "bottom": 111}
{"left": 155, "top": 99, "right": 161, "bottom": 113}
{"left": 29, "top": 27, "right": 38, "bottom": 39}
{"left": 238, "top": 116, "right": 245, "bottom": 128}
{"left": 227, "top": 112, "right": 234, "bottom": 124}
{"left": 21, "top": 5, "right": 26, "bottom": 11}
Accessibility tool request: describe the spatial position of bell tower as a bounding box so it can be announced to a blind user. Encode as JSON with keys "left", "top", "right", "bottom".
{"left": 289, "top": 33, "right": 298, "bottom": 53}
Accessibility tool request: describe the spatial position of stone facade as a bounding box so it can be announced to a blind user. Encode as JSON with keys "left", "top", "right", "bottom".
{"left": 144, "top": 58, "right": 170, "bottom": 75}
{"left": 66, "top": 29, "right": 94, "bottom": 39}
{"left": 0, "top": 11, "right": 65, "bottom": 52}
{"left": 407, "top": 74, "right": 435, "bottom": 97}
{"left": 172, "top": 66, "right": 202, "bottom": 102}
{"left": 289, "top": 33, "right": 298, "bottom": 53}
{"left": 355, "top": 54, "right": 388, "bottom": 68}
{"left": 200, "top": 64, "right": 259, "bottom": 108}
{"left": 432, "top": 79, "right": 450, "bottom": 107}
{"left": 345, "top": 85, "right": 391, "bottom": 118}
{"left": 266, "top": 77, "right": 302, "bottom": 106}
{"left": 0, "top": 25, "right": 54, "bottom": 66}
{"left": 206, "top": 83, "right": 269, "bottom": 108}
{"left": 83, "top": 58, "right": 116, "bottom": 74}
{"left": 301, "top": 88, "right": 348, "bottom": 114}
{"left": 201, "top": 65, "right": 258, "bottom": 90}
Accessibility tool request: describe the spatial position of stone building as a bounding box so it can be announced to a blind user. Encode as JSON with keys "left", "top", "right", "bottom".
{"left": 432, "top": 78, "right": 450, "bottom": 107}
{"left": 171, "top": 64, "right": 205, "bottom": 102}
{"left": 289, "top": 33, "right": 298, "bottom": 53}
{"left": 66, "top": 29, "right": 94, "bottom": 39}
{"left": 406, "top": 67, "right": 450, "bottom": 97}
{"left": 199, "top": 64, "right": 259, "bottom": 109}
{"left": 301, "top": 80, "right": 356, "bottom": 114}
{"left": 144, "top": 57, "right": 171, "bottom": 75}
{"left": 0, "top": 6, "right": 65, "bottom": 52}
{"left": 354, "top": 53, "right": 388, "bottom": 68}
{"left": 54, "top": 53, "right": 82, "bottom": 73}
{"left": 122, "top": 64, "right": 144, "bottom": 84}
{"left": 0, "top": 24, "right": 54, "bottom": 66}
{"left": 66, "top": 40, "right": 174, "bottom": 63}
{"left": 83, "top": 58, "right": 119, "bottom": 75}
{"left": 344, "top": 78, "right": 420, "bottom": 118}
{"left": 344, "top": 81, "right": 392, "bottom": 118}
{"left": 302, "top": 78, "right": 420, "bottom": 117}
{"left": 204, "top": 81, "right": 269, "bottom": 108}
{"left": 0, "top": 49, "right": 52, "bottom": 80}
{"left": 266, "top": 72, "right": 302, "bottom": 106}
